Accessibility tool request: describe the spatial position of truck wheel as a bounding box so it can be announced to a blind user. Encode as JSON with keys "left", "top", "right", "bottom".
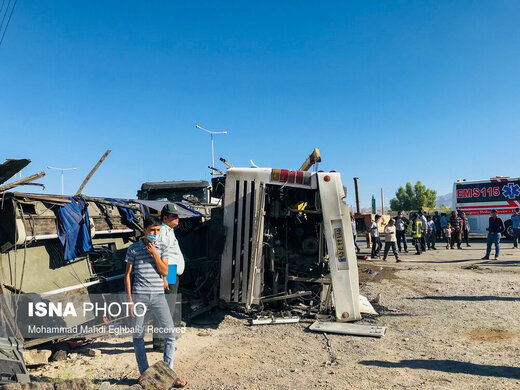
{"left": 504, "top": 220, "right": 513, "bottom": 240}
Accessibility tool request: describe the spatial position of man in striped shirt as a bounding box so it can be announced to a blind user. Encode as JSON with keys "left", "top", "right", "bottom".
{"left": 125, "top": 216, "right": 186, "bottom": 387}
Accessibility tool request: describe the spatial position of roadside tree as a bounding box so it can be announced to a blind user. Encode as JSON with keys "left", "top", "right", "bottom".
{"left": 390, "top": 181, "right": 437, "bottom": 211}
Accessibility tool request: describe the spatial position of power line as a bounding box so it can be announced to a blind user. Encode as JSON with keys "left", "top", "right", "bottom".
{"left": 0, "top": 0, "right": 17, "bottom": 48}
{"left": 0, "top": 0, "right": 6, "bottom": 20}
{"left": 0, "top": 0, "right": 11, "bottom": 34}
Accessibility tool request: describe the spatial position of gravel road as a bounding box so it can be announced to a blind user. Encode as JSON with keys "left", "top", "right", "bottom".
{"left": 29, "top": 240, "right": 520, "bottom": 389}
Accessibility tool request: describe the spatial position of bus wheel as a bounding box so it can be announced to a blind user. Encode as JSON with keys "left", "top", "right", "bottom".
{"left": 504, "top": 220, "right": 514, "bottom": 239}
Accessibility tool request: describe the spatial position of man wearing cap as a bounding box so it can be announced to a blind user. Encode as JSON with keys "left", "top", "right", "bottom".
{"left": 152, "top": 203, "right": 185, "bottom": 352}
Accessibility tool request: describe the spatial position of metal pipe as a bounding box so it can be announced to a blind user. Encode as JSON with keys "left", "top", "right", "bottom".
{"left": 40, "top": 274, "right": 125, "bottom": 297}
{"left": 251, "top": 316, "right": 300, "bottom": 325}
{"left": 25, "top": 229, "right": 134, "bottom": 242}
{"left": 309, "top": 321, "right": 387, "bottom": 338}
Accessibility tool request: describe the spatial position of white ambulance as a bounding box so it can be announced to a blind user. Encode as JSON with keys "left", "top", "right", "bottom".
{"left": 453, "top": 177, "right": 520, "bottom": 239}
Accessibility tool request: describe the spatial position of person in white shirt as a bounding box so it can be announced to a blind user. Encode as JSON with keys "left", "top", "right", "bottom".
{"left": 426, "top": 215, "right": 437, "bottom": 250}
{"left": 383, "top": 219, "right": 400, "bottom": 262}
{"left": 152, "top": 203, "right": 185, "bottom": 352}
{"left": 370, "top": 215, "right": 382, "bottom": 259}
{"left": 158, "top": 204, "right": 185, "bottom": 277}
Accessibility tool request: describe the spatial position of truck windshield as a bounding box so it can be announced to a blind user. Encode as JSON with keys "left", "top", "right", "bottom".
{"left": 145, "top": 188, "right": 207, "bottom": 203}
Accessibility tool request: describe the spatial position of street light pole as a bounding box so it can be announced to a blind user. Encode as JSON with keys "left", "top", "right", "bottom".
{"left": 211, "top": 133, "right": 214, "bottom": 172}
{"left": 195, "top": 125, "right": 228, "bottom": 175}
{"left": 47, "top": 166, "right": 77, "bottom": 195}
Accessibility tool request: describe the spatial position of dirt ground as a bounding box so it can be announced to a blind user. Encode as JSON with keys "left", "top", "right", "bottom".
{"left": 29, "top": 239, "right": 520, "bottom": 389}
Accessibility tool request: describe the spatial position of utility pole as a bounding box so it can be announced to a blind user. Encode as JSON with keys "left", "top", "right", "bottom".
{"left": 47, "top": 166, "right": 77, "bottom": 195}
{"left": 381, "top": 187, "right": 384, "bottom": 215}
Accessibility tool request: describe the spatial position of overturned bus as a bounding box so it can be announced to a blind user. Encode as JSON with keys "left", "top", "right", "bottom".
{"left": 218, "top": 167, "right": 372, "bottom": 322}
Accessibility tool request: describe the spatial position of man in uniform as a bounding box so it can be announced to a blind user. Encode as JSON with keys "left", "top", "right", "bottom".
{"left": 411, "top": 213, "right": 423, "bottom": 255}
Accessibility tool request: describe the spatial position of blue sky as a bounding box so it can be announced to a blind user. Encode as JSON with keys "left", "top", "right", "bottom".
{"left": 1, "top": 1, "right": 519, "bottom": 207}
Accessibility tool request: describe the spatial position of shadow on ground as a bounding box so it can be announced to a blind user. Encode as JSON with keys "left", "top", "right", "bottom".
{"left": 359, "top": 359, "right": 520, "bottom": 379}
{"left": 408, "top": 295, "right": 520, "bottom": 302}
{"left": 408, "top": 259, "right": 520, "bottom": 266}
{"left": 188, "top": 309, "right": 249, "bottom": 329}
{"left": 371, "top": 302, "right": 411, "bottom": 317}
{"left": 30, "top": 375, "right": 136, "bottom": 387}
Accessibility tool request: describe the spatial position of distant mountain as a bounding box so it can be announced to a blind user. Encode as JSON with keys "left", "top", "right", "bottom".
{"left": 437, "top": 193, "right": 453, "bottom": 209}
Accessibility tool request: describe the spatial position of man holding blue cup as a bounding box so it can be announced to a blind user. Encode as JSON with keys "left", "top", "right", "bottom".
{"left": 152, "top": 203, "right": 185, "bottom": 352}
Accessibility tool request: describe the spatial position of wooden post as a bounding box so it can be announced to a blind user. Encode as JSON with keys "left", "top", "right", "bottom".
{"left": 75, "top": 150, "right": 111, "bottom": 195}
{"left": 0, "top": 171, "right": 45, "bottom": 192}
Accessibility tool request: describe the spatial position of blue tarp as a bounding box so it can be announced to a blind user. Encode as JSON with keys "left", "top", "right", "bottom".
{"left": 135, "top": 200, "right": 203, "bottom": 218}
{"left": 175, "top": 202, "right": 204, "bottom": 217}
{"left": 105, "top": 198, "right": 140, "bottom": 225}
{"left": 56, "top": 197, "right": 92, "bottom": 261}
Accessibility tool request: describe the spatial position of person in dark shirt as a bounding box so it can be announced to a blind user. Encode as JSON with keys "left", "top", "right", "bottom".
{"left": 482, "top": 209, "right": 505, "bottom": 260}
{"left": 395, "top": 211, "right": 409, "bottom": 253}
{"left": 351, "top": 215, "right": 360, "bottom": 253}
{"left": 511, "top": 208, "right": 520, "bottom": 249}
{"left": 449, "top": 211, "right": 462, "bottom": 249}
{"left": 370, "top": 215, "right": 382, "bottom": 259}
{"left": 459, "top": 211, "right": 471, "bottom": 247}
{"left": 433, "top": 211, "right": 441, "bottom": 240}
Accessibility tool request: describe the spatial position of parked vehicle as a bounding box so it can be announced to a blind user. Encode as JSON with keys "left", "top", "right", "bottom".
{"left": 453, "top": 177, "right": 520, "bottom": 239}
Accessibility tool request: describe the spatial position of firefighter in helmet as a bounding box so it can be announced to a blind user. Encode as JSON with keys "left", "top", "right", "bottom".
{"left": 411, "top": 213, "right": 423, "bottom": 255}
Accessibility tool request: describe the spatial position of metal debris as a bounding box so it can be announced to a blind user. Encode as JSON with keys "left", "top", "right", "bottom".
{"left": 250, "top": 316, "right": 300, "bottom": 325}
{"left": 322, "top": 333, "right": 337, "bottom": 366}
{"left": 309, "top": 321, "right": 387, "bottom": 338}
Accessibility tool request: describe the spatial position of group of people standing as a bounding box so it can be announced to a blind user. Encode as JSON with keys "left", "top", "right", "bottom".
{"left": 408, "top": 210, "right": 472, "bottom": 254}
{"left": 353, "top": 209, "right": 472, "bottom": 261}
{"left": 352, "top": 207, "right": 520, "bottom": 262}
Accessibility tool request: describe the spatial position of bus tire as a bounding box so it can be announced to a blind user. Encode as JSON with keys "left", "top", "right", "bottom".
{"left": 504, "top": 220, "right": 513, "bottom": 240}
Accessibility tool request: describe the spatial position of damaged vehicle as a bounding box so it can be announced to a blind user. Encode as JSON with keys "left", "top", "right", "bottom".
{"left": 0, "top": 153, "right": 384, "bottom": 385}
{"left": 218, "top": 167, "right": 379, "bottom": 325}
